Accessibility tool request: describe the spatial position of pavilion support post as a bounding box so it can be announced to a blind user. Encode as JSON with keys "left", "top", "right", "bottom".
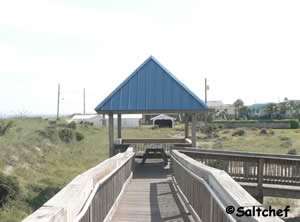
{"left": 184, "top": 113, "right": 189, "bottom": 138}
{"left": 191, "top": 113, "right": 197, "bottom": 147}
{"left": 108, "top": 113, "right": 114, "bottom": 157}
{"left": 117, "top": 114, "right": 122, "bottom": 139}
{"left": 102, "top": 114, "right": 106, "bottom": 127}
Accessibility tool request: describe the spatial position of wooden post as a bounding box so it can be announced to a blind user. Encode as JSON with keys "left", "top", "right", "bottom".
{"left": 56, "top": 84, "right": 60, "bottom": 120}
{"left": 117, "top": 113, "right": 122, "bottom": 139}
{"left": 257, "top": 159, "right": 264, "bottom": 203}
{"left": 205, "top": 78, "right": 207, "bottom": 104}
{"left": 184, "top": 113, "right": 189, "bottom": 138}
{"left": 83, "top": 88, "right": 86, "bottom": 115}
{"left": 102, "top": 114, "right": 106, "bottom": 127}
{"left": 191, "top": 113, "right": 197, "bottom": 147}
{"left": 109, "top": 113, "right": 114, "bottom": 157}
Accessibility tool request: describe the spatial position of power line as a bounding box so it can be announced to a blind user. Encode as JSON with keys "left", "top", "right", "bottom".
{"left": 83, "top": 88, "right": 86, "bottom": 115}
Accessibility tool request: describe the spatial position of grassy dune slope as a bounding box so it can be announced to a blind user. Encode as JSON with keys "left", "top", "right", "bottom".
{"left": 1, "top": 118, "right": 300, "bottom": 221}
{"left": 0, "top": 118, "right": 174, "bottom": 222}
{"left": 197, "top": 128, "right": 300, "bottom": 154}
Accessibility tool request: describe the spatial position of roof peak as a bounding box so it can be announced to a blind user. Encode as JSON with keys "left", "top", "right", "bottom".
{"left": 95, "top": 56, "right": 207, "bottom": 113}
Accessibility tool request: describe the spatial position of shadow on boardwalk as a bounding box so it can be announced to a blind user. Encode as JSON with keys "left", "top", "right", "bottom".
{"left": 112, "top": 159, "right": 194, "bottom": 222}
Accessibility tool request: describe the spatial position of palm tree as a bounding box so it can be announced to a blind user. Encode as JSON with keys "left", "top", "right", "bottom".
{"left": 239, "top": 106, "right": 249, "bottom": 119}
{"left": 233, "top": 99, "right": 244, "bottom": 119}
{"left": 265, "top": 103, "right": 276, "bottom": 119}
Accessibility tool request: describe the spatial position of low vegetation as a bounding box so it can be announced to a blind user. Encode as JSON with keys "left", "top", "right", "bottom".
{"left": 0, "top": 120, "right": 14, "bottom": 136}
{"left": 0, "top": 117, "right": 174, "bottom": 221}
{"left": 213, "top": 119, "right": 300, "bottom": 129}
{"left": 197, "top": 127, "right": 300, "bottom": 154}
{"left": 197, "top": 126, "right": 300, "bottom": 219}
{"left": 1, "top": 118, "right": 300, "bottom": 221}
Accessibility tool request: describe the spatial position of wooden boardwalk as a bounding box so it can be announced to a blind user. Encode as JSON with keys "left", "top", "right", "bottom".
{"left": 111, "top": 160, "right": 195, "bottom": 222}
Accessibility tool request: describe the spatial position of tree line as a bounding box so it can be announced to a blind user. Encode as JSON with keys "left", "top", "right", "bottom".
{"left": 215, "top": 98, "right": 300, "bottom": 120}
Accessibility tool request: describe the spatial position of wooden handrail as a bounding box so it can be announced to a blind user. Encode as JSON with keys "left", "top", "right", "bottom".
{"left": 174, "top": 147, "right": 300, "bottom": 203}
{"left": 120, "top": 138, "right": 189, "bottom": 144}
{"left": 22, "top": 148, "right": 135, "bottom": 222}
{"left": 171, "top": 150, "right": 284, "bottom": 222}
{"left": 175, "top": 147, "right": 300, "bottom": 161}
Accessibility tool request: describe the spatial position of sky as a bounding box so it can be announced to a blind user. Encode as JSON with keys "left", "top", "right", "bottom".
{"left": 1, "top": 0, "right": 300, "bottom": 116}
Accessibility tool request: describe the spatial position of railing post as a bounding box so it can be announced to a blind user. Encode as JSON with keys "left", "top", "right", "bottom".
{"left": 117, "top": 114, "right": 122, "bottom": 139}
{"left": 109, "top": 113, "right": 114, "bottom": 157}
{"left": 185, "top": 113, "right": 189, "bottom": 138}
{"left": 257, "top": 158, "right": 264, "bottom": 203}
{"left": 209, "top": 194, "right": 213, "bottom": 222}
{"left": 191, "top": 113, "right": 197, "bottom": 147}
{"left": 244, "top": 162, "right": 249, "bottom": 179}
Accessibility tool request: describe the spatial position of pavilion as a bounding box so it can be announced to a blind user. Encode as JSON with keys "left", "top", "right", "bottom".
{"left": 95, "top": 56, "right": 208, "bottom": 157}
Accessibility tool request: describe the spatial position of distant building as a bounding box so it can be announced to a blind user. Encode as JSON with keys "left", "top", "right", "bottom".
{"left": 141, "top": 113, "right": 179, "bottom": 125}
{"left": 207, "top": 101, "right": 235, "bottom": 119}
{"left": 151, "top": 114, "right": 176, "bottom": 128}
{"left": 248, "top": 103, "right": 269, "bottom": 118}
{"left": 248, "top": 99, "right": 300, "bottom": 119}
{"left": 69, "top": 114, "right": 141, "bottom": 128}
{"left": 70, "top": 114, "right": 104, "bottom": 128}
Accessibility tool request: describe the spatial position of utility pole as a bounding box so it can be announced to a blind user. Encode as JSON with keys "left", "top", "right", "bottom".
{"left": 205, "top": 78, "right": 208, "bottom": 104}
{"left": 83, "top": 88, "right": 86, "bottom": 115}
{"left": 56, "top": 84, "right": 60, "bottom": 120}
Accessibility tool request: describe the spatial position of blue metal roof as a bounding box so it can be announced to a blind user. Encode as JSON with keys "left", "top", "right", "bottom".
{"left": 95, "top": 56, "right": 208, "bottom": 113}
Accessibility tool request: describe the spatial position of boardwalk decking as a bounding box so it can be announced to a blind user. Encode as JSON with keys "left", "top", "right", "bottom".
{"left": 111, "top": 160, "right": 195, "bottom": 222}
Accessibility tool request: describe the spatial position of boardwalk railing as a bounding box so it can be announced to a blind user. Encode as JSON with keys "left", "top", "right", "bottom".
{"left": 171, "top": 150, "right": 283, "bottom": 222}
{"left": 114, "top": 138, "right": 192, "bottom": 156}
{"left": 176, "top": 148, "right": 300, "bottom": 186}
{"left": 23, "top": 148, "right": 135, "bottom": 222}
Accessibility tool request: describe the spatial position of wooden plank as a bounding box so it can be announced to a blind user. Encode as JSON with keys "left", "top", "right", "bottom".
{"left": 111, "top": 160, "right": 195, "bottom": 222}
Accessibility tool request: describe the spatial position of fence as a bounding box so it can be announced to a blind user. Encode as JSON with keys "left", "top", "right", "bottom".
{"left": 177, "top": 148, "right": 300, "bottom": 186}
{"left": 171, "top": 149, "right": 283, "bottom": 222}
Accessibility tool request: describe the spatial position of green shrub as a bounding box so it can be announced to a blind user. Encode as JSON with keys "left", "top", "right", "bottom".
{"left": 67, "top": 122, "right": 77, "bottom": 129}
{"left": 200, "top": 124, "right": 221, "bottom": 136}
{"left": 213, "top": 119, "right": 300, "bottom": 129}
{"left": 28, "top": 185, "right": 61, "bottom": 210}
{"left": 36, "top": 128, "right": 57, "bottom": 142}
{"left": 0, "top": 121, "right": 14, "bottom": 136}
{"left": 75, "top": 132, "right": 84, "bottom": 141}
{"left": 48, "top": 120, "right": 56, "bottom": 126}
{"left": 232, "top": 129, "right": 245, "bottom": 136}
{"left": 259, "top": 128, "right": 268, "bottom": 135}
{"left": 290, "top": 120, "right": 299, "bottom": 129}
{"left": 79, "top": 121, "right": 94, "bottom": 128}
{"left": 287, "top": 149, "right": 297, "bottom": 155}
{"left": 212, "top": 141, "right": 223, "bottom": 149}
{"left": 151, "top": 125, "right": 159, "bottom": 130}
{"left": 58, "top": 128, "right": 74, "bottom": 143}
{"left": 280, "top": 136, "right": 290, "bottom": 141}
{"left": 280, "top": 140, "right": 292, "bottom": 148}
{"left": 0, "top": 173, "right": 20, "bottom": 206}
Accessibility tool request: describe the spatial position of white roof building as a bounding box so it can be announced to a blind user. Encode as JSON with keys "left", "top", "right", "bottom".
{"left": 69, "top": 114, "right": 141, "bottom": 128}
{"left": 151, "top": 114, "right": 176, "bottom": 128}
